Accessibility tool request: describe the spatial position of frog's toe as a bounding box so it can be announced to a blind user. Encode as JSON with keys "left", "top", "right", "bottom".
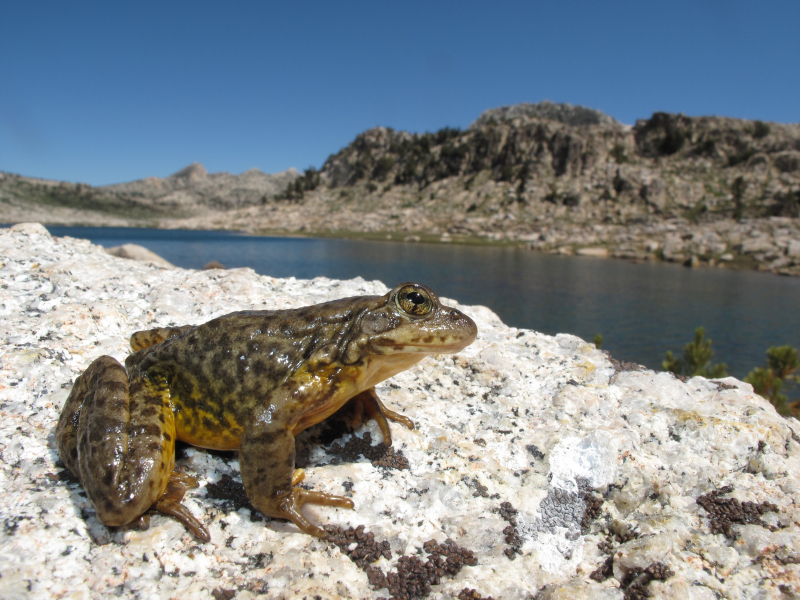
{"left": 153, "top": 498, "right": 211, "bottom": 542}
{"left": 384, "top": 408, "right": 415, "bottom": 430}
{"left": 168, "top": 471, "right": 200, "bottom": 490}
{"left": 296, "top": 488, "right": 355, "bottom": 510}
{"left": 271, "top": 488, "right": 355, "bottom": 539}
{"left": 291, "top": 468, "right": 306, "bottom": 486}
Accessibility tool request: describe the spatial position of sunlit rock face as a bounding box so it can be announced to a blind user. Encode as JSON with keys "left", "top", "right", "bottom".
{"left": 1, "top": 222, "right": 798, "bottom": 600}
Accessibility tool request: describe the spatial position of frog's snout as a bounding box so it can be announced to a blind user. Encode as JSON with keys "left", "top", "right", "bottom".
{"left": 446, "top": 308, "right": 478, "bottom": 350}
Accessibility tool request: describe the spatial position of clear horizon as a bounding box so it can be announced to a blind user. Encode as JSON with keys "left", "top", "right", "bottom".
{"left": 2, "top": 1, "right": 798, "bottom": 186}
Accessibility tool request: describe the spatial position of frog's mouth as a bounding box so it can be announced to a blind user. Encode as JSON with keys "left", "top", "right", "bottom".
{"left": 376, "top": 338, "right": 475, "bottom": 354}
{"left": 372, "top": 310, "right": 478, "bottom": 354}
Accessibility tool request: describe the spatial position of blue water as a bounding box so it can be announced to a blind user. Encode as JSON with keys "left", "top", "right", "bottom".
{"left": 44, "top": 226, "right": 800, "bottom": 387}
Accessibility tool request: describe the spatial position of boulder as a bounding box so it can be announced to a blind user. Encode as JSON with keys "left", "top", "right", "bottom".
{"left": 576, "top": 247, "right": 609, "bottom": 258}
{"left": 104, "top": 243, "right": 175, "bottom": 268}
{"left": 0, "top": 223, "right": 798, "bottom": 599}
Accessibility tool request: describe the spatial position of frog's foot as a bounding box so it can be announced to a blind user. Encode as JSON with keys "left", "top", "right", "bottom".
{"left": 274, "top": 470, "right": 354, "bottom": 538}
{"left": 349, "top": 388, "right": 414, "bottom": 447}
{"left": 151, "top": 471, "right": 210, "bottom": 542}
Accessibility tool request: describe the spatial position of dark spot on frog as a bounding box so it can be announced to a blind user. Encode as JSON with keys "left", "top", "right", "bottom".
{"left": 105, "top": 381, "right": 127, "bottom": 394}
{"left": 138, "top": 424, "right": 162, "bottom": 438}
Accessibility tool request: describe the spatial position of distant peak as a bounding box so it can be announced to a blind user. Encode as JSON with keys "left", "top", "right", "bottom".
{"left": 470, "top": 101, "right": 619, "bottom": 128}
{"left": 171, "top": 162, "right": 208, "bottom": 180}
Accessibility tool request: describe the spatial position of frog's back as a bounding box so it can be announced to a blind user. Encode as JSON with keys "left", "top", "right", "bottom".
{"left": 127, "top": 299, "right": 377, "bottom": 449}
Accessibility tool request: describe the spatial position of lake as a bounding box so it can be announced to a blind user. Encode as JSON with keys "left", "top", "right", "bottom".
{"left": 44, "top": 226, "right": 800, "bottom": 386}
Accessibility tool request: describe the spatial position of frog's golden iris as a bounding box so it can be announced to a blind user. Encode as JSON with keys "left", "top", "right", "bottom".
{"left": 394, "top": 284, "right": 433, "bottom": 316}
{"left": 56, "top": 283, "right": 477, "bottom": 540}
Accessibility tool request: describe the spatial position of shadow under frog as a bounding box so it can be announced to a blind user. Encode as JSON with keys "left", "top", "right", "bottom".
{"left": 56, "top": 283, "right": 477, "bottom": 541}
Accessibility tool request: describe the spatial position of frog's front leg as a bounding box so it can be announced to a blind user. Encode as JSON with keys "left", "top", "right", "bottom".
{"left": 240, "top": 404, "right": 354, "bottom": 538}
{"left": 56, "top": 356, "right": 208, "bottom": 540}
{"left": 349, "top": 387, "right": 415, "bottom": 447}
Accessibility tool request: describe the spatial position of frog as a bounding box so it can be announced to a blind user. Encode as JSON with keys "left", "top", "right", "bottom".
{"left": 56, "top": 283, "right": 477, "bottom": 541}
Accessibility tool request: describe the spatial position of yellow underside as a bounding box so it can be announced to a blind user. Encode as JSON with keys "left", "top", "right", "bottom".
{"left": 173, "top": 352, "right": 426, "bottom": 450}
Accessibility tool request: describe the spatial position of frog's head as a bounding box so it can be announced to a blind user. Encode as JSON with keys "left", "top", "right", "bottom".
{"left": 342, "top": 283, "right": 477, "bottom": 365}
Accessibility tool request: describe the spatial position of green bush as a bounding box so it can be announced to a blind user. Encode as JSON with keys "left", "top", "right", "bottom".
{"left": 662, "top": 327, "right": 728, "bottom": 378}
{"left": 753, "top": 120, "right": 771, "bottom": 139}
{"left": 371, "top": 156, "right": 394, "bottom": 181}
{"left": 659, "top": 124, "right": 685, "bottom": 155}
{"left": 745, "top": 346, "right": 799, "bottom": 416}
{"left": 728, "top": 147, "right": 757, "bottom": 167}
{"left": 610, "top": 144, "right": 629, "bottom": 163}
{"left": 434, "top": 126, "right": 462, "bottom": 145}
{"left": 302, "top": 167, "right": 320, "bottom": 191}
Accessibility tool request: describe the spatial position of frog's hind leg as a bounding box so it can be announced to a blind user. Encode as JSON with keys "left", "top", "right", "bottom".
{"left": 57, "top": 356, "right": 178, "bottom": 529}
{"left": 130, "top": 325, "right": 195, "bottom": 351}
{"left": 348, "top": 388, "right": 414, "bottom": 447}
{"left": 151, "top": 471, "right": 210, "bottom": 542}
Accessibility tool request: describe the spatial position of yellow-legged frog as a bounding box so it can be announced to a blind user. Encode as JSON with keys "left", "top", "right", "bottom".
{"left": 56, "top": 283, "right": 477, "bottom": 540}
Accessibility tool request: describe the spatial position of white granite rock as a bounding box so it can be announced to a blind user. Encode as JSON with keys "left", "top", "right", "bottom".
{"left": 1, "top": 223, "right": 798, "bottom": 599}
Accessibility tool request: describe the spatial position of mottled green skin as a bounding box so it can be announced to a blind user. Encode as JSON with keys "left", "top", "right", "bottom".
{"left": 56, "top": 283, "right": 477, "bottom": 539}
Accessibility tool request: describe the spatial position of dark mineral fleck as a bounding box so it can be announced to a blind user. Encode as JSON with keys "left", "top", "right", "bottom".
{"left": 496, "top": 502, "right": 522, "bottom": 559}
{"left": 329, "top": 432, "right": 409, "bottom": 471}
{"left": 621, "top": 562, "right": 675, "bottom": 600}
{"left": 458, "top": 588, "right": 496, "bottom": 600}
{"left": 697, "top": 485, "right": 779, "bottom": 538}
{"left": 589, "top": 556, "right": 614, "bottom": 582}
{"left": 526, "top": 444, "right": 545, "bottom": 460}
{"left": 326, "top": 524, "right": 392, "bottom": 569}
{"left": 205, "top": 474, "right": 263, "bottom": 521}
{"left": 605, "top": 352, "right": 648, "bottom": 375}
{"left": 328, "top": 526, "right": 478, "bottom": 600}
{"left": 461, "top": 476, "right": 490, "bottom": 498}
{"left": 211, "top": 588, "right": 235, "bottom": 600}
{"left": 598, "top": 526, "right": 640, "bottom": 554}
{"left": 581, "top": 492, "right": 603, "bottom": 533}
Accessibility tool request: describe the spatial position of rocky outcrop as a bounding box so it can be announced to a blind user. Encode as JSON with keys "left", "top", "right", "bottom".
{"left": 317, "top": 107, "right": 800, "bottom": 223}
{"left": 2, "top": 223, "right": 800, "bottom": 599}
{"left": 470, "top": 100, "right": 620, "bottom": 128}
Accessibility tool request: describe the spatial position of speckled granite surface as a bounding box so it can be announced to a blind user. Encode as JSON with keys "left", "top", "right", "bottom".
{"left": 1, "top": 222, "right": 799, "bottom": 599}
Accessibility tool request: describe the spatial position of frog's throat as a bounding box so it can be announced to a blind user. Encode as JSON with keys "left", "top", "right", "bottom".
{"left": 289, "top": 353, "right": 426, "bottom": 436}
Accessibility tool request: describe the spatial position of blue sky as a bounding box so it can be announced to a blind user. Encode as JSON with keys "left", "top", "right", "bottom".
{"left": 2, "top": 1, "right": 798, "bottom": 186}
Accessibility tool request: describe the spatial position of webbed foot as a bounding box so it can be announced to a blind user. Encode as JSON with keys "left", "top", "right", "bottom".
{"left": 277, "top": 469, "right": 354, "bottom": 538}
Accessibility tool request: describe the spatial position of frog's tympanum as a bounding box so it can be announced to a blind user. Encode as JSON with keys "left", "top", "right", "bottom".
{"left": 56, "top": 283, "right": 477, "bottom": 541}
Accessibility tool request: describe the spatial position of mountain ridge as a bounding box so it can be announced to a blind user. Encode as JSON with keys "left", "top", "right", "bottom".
{"left": 2, "top": 101, "right": 799, "bottom": 274}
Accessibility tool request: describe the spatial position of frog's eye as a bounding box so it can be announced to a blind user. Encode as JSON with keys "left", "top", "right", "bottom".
{"left": 395, "top": 285, "right": 433, "bottom": 316}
